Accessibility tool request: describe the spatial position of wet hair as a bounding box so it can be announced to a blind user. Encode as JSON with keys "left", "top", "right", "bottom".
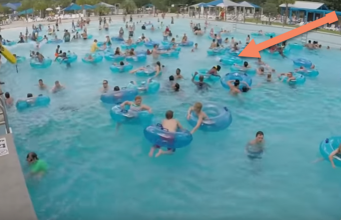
{"left": 39, "top": 79, "right": 43, "bottom": 82}
{"left": 260, "top": 67, "right": 264, "bottom": 71}
{"left": 156, "top": 61, "right": 161, "bottom": 67}
{"left": 214, "top": 65, "right": 221, "bottom": 71}
{"left": 243, "top": 61, "right": 248, "bottom": 68}
{"left": 103, "top": 80, "right": 108, "bottom": 84}
{"left": 174, "top": 83, "right": 180, "bottom": 91}
{"left": 5, "top": 92, "right": 10, "bottom": 98}
{"left": 94, "top": 39, "right": 98, "bottom": 42}
{"left": 256, "top": 131, "right": 264, "bottom": 137}
{"left": 234, "top": 79, "right": 240, "bottom": 87}
{"left": 165, "top": 110, "right": 173, "bottom": 119}
{"left": 241, "top": 87, "right": 249, "bottom": 93}
{"left": 114, "top": 86, "right": 120, "bottom": 91}
{"left": 27, "top": 93, "right": 33, "bottom": 98}
{"left": 194, "top": 102, "right": 202, "bottom": 111}
{"left": 199, "top": 75, "right": 204, "bottom": 82}
{"left": 26, "top": 152, "right": 38, "bottom": 161}
{"left": 119, "top": 61, "right": 124, "bottom": 66}
{"left": 267, "top": 74, "right": 271, "bottom": 79}
{"left": 169, "top": 75, "right": 174, "bottom": 81}
{"left": 176, "top": 68, "right": 181, "bottom": 74}
{"left": 135, "top": 96, "right": 141, "bottom": 100}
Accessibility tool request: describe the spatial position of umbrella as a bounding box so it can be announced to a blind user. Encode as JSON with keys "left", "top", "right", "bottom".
{"left": 83, "top": 4, "right": 96, "bottom": 10}
{"left": 55, "top": 6, "right": 61, "bottom": 10}
{"left": 46, "top": 8, "right": 53, "bottom": 11}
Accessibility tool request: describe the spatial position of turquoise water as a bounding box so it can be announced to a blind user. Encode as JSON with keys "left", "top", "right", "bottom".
{"left": 2, "top": 17, "right": 341, "bottom": 219}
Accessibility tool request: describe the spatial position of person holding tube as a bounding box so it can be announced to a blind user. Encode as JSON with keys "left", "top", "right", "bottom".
{"left": 187, "top": 102, "right": 209, "bottom": 134}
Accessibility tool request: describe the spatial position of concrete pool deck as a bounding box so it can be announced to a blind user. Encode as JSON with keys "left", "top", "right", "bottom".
{"left": 0, "top": 133, "right": 37, "bottom": 220}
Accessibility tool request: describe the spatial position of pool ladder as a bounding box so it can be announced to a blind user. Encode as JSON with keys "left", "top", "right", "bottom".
{"left": 301, "top": 32, "right": 308, "bottom": 44}
{"left": 0, "top": 97, "right": 10, "bottom": 134}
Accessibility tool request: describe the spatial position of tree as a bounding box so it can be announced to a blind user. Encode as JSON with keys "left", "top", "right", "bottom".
{"left": 17, "top": 0, "right": 34, "bottom": 11}
{"left": 262, "top": 0, "right": 279, "bottom": 16}
{"left": 120, "top": 0, "right": 136, "bottom": 13}
{"left": 53, "top": 0, "right": 73, "bottom": 8}
{"left": 278, "top": 0, "right": 295, "bottom": 25}
{"left": 95, "top": 5, "right": 110, "bottom": 15}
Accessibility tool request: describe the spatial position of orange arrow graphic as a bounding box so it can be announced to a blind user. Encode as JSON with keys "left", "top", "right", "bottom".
{"left": 239, "top": 11, "right": 338, "bottom": 58}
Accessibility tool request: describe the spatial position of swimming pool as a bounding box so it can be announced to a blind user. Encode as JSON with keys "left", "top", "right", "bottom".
{"left": 3, "top": 16, "right": 341, "bottom": 219}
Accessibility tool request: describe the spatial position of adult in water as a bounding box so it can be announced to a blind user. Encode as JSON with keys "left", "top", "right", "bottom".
{"left": 226, "top": 79, "right": 251, "bottom": 95}
{"left": 51, "top": 81, "right": 65, "bottom": 93}
{"left": 174, "top": 68, "right": 183, "bottom": 79}
{"left": 91, "top": 39, "right": 99, "bottom": 53}
{"left": 38, "top": 79, "right": 48, "bottom": 90}
{"left": 101, "top": 80, "right": 110, "bottom": 93}
{"left": 187, "top": 102, "right": 209, "bottom": 134}
{"left": 192, "top": 72, "right": 210, "bottom": 91}
{"left": 149, "top": 110, "right": 184, "bottom": 157}
{"left": 26, "top": 152, "right": 48, "bottom": 178}
{"left": 245, "top": 131, "right": 265, "bottom": 159}
{"left": 130, "top": 61, "right": 162, "bottom": 77}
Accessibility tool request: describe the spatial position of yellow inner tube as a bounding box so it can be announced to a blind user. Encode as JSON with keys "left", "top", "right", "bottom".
{"left": 0, "top": 44, "right": 17, "bottom": 64}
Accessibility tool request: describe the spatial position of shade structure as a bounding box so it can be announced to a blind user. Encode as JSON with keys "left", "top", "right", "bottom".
{"left": 83, "top": 4, "right": 96, "bottom": 10}
{"left": 144, "top": 4, "right": 154, "bottom": 8}
{"left": 18, "top": 8, "right": 34, "bottom": 15}
{"left": 63, "top": 3, "right": 82, "bottom": 11}
{"left": 46, "top": 8, "right": 53, "bottom": 11}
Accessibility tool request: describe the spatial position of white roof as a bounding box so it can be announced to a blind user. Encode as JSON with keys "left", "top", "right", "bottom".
{"left": 279, "top": 1, "right": 325, "bottom": 9}
{"left": 223, "top": 0, "right": 240, "bottom": 7}
{"left": 238, "top": 1, "right": 255, "bottom": 7}
{"left": 97, "top": 2, "right": 116, "bottom": 8}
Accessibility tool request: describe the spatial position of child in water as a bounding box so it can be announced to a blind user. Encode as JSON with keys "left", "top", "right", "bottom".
{"left": 26, "top": 152, "right": 48, "bottom": 178}
{"left": 186, "top": 102, "right": 209, "bottom": 134}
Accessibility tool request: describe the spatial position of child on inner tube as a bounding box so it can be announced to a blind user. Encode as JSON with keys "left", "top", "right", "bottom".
{"left": 206, "top": 65, "right": 221, "bottom": 77}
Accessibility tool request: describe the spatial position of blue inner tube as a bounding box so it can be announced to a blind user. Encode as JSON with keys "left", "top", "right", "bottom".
{"left": 279, "top": 73, "right": 306, "bottom": 85}
{"left": 192, "top": 69, "right": 220, "bottom": 82}
{"left": 320, "top": 137, "right": 341, "bottom": 167}
{"left": 100, "top": 87, "right": 138, "bottom": 104}
{"left": 187, "top": 104, "right": 232, "bottom": 132}
{"left": 104, "top": 53, "right": 125, "bottom": 62}
{"left": 48, "top": 39, "right": 63, "bottom": 44}
{"left": 296, "top": 69, "right": 319, "bottom": 77}
{"left": 126, "top": 54, "right": 147, "bottom": 62}
{"left": 293, "top": 58, "right": 312, "bottom": 68}
{"left": 110, "top": 105, "right": 153, "bottom": 126}
{"left": 144, "top": 124, "right": 193, "bottom": 149}
{"left": 230, "top": 65, "right": 256, "bottom": 75}
{"left": 221, "top": 72, "right": 252, "bottom": 90}
{"left": 82, "top": 53, "right": 103, "bottom": 63}
{"left": 16, "top": 96, "right": 50, "bottom": 110}
{"left": 219, "top": 56, "right": 243, "bottom": 65}
{"left": 30, "top": 58, "right": 52, "bottom": 69}
{"left": 109, "top": 63, "right": 133, "bottom": 73}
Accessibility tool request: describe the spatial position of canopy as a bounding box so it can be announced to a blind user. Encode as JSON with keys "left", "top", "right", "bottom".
{"left": 203, "top": 0, "right": 239, "bottom": 7}
{"left": 144, "top": 4, "right": 154, "bottom": 8}
{"left": 83, "top": 4, "right": 96, "bottom": 10}
{"left": 204, "top": 0, "right": 223, "bottom": 6}
{"left": 63, "top": 4, "right": 82, "bottom": 11}
{"left": 18, "top": 8, "right": 34, "bottom": 15}
{"left": 238, "top": 1, "right": 260, "bottom": 8}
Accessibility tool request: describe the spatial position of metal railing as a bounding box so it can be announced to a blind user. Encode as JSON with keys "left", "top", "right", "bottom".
{"left": 0, "top": 97, "right": 10, "bottom": 134}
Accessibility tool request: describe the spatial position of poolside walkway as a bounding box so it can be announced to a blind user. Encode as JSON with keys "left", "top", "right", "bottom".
{"left": 0, "top": 133, "right": 37, "bottom": 220}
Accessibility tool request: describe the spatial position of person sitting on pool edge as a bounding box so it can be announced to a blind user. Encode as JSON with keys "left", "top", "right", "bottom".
{"left": 192, "top": 72, "right": 210, "bottom": 91}
{"left": 149, "top": 110, "right": 184, "bottom": 158}
{"left": 245, "top": 131, "right": 265, "bottom": 159}
{"left": 278, "top": 72, "right": 296, "bottom": 83}
{"left": 227, "top": 79, "right": 251, "bottom": 95}
{"left": 26, "top": 152, "right": 48, "bottom": 177}
{"left": 187, "top": 102, "right": 209, "bottom": 134}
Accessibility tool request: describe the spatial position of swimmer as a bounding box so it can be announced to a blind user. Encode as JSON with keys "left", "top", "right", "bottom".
{"left": 26, "top": 152, "right": 48, "bottom": 177}
{"left": 191, "top": 43, "right": 198, "bottom": 52}
{"left": 4, "top": 92, "right": 13, "bottom": 106}
{"left": 192, "top": 72, "right": 210, "bottom": 91}
{"left": 130, "top": 61, "right": 162, "bottom": 77}
{"left": 266, "top": 73, "right": 272, "bottom": 82}
{"left": 51, "top": 81, "right": 65, "bottom": 93}
{"left": 257, "top": 66, "right": 265, "bottom": 75}
{"left": 38, "top": 79, "right": 48, "bottom": 90}
{"left": 101, "top": 80, "right": 110, "bottom": 93}
{"left": 246, "top": 35, "right": 250, "bottom": 43}
{"left": 114, "top": 47, "right": 121, "bottom": 55}
{"left": 120, "top": 96, "right": 152, "bottom": 115}
{"left": 186, "top": 102, "right": 209, "bottom": 134}
{"left": 224, "top": 38, "right": 229, "bottom": 44}
{"left": 256, "top": 58, "right": 265, "bottom": 65}
{"left": 227, "top": 79, "right": 251, "bottom": 94}
{"left": 209, "top": 39, "right": 217, "bottom": 49}
{"left": 174, "top": 68, "right": 183, "bottom": 79}
{"left": 245, "top": 131, "right": 265, "bottom": 159}
{"left": 234, "top": 61, "right": 251, "bottom": 70}
{"left": 278, "top": 72, "right": 296, "bottom": 83}
{"left": 149, "top": 110, "right": 184, "bottom": 157}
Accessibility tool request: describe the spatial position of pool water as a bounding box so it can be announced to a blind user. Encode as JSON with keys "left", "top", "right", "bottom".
{"left": 2, "top": 17, "right": 341, "bottom": 219}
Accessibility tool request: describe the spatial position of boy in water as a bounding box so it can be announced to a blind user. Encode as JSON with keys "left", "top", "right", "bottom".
{"left": 26, "top": 152, "right": 48, "bottom": 178}
{"left": 245, "top": 131, "right": 265, "bottom": 159}
{"left": 186, "top": 102, "right": 209, "bottom": 134}
{"left": 149, "top": 110, "right": 184, "bottom": 157}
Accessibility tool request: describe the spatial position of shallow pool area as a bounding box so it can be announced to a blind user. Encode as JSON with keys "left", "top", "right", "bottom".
{"left": 2, "top": 17, "right": 341, "bottom": 219}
